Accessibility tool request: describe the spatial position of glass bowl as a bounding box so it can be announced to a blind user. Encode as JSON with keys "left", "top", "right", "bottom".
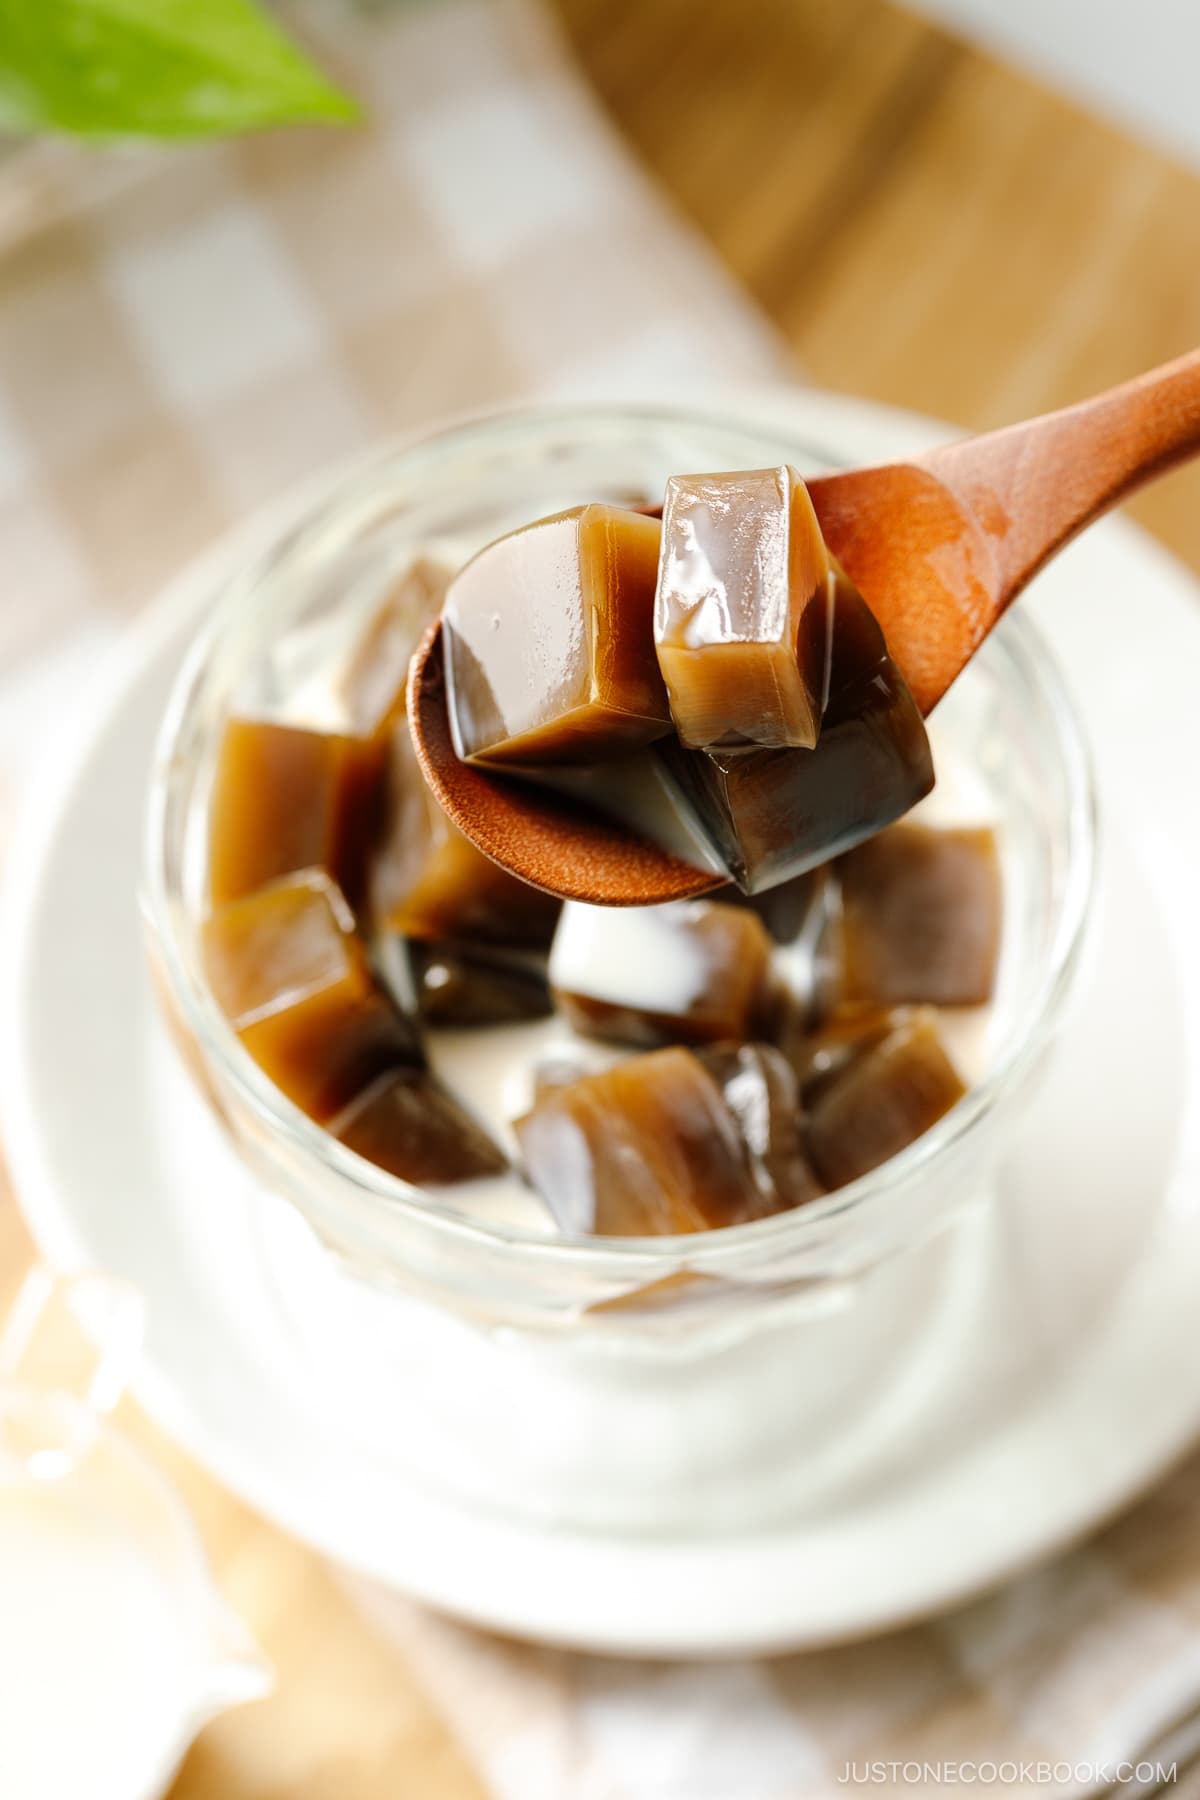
{"left": 143, "top": 402, "right": 1095, "bottom": 1531}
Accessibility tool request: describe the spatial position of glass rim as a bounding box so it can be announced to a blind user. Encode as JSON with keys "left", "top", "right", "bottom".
{"left": 143, "top": 398, "right": 1098, "bottom": 1278}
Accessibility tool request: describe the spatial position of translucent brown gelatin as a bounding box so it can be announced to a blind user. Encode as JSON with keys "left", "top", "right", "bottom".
{"left": 409, "top": 942, "right": 553, "bottom": 1027}
{"left": 803, "top": 1009, "right": 966, "bottom": 1189}
{"left": 831, "top": 824, "right": 1002, "bottom": 1009}
{"left": 714, "top": 867, "right": 829, "bottom": 944}
{"left": 443, "top": 504, "right": 671, "bottom": 765}
{"left": 696, "top": 1042, "right": 823, "bottom": 1210}
{"left": 514, "top": 1047, "right": 766, "bottom": 1235}
{"left": 369, "top": 724, "right": 561, "bottom": 949}
{"left": 330, "top": 1069, "right": 506, "bottom": 1185}
{"left": 779, "top": 1006, "right": 897, "bottom": 1104}
{"left": 203, "top": 871, "right": 420, "bottom": 1123}
{"left": 655, "top": 466, "right": 833, "bottom": 750}
{"left": 208, "top": 717, "right": 386, "bottom": 910}
{"left": 660, "top": 571, "right": 933, "bottom": 894}
{"left": 549, "top": 899, "right": 773, "bottom": 1048}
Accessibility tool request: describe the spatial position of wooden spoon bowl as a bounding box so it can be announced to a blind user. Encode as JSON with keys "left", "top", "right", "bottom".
{"left": 410, "top": 348, "right": 1200, "bottom": 905}
{"left": 407, "top": 622, "right": 723, "bottom": 904}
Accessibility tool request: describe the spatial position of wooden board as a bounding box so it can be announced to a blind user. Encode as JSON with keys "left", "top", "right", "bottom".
{"left": 555, "top": 0, "right": 1200, "bottom": 570}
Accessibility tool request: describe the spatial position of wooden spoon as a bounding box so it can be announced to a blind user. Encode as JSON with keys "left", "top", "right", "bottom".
{"left": 409, "top": 348, "right": 1200, "bottom": 905}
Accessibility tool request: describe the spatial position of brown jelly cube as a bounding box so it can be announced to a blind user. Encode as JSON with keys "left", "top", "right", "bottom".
{"left": 209, "top": 560, "right": 452, "bottom": 915}
{"left": 510, "top": 745, "right": 728, "bottom": 878}
{"left": 203, "top": 871, "right": 419, "bottom": 1123}
{"left": 660, "top": 570, "right": 933, "bottom": 894}
{"left": 780, "top": 1007, "right": 898, "bottom": 1103}
{"left": 549, "top": 898, "right": 773, "bottom": 1048}
{"left": 514, "top": 1047, "right": 765, "bottom": 1235}
{"left": 443, "top": 504, "right": 671, "bottom": 766}
{"left": 369, "top": 724, "right": 561, "bottom": 948}
{"left": 831, "top": 824, "right": 1003, "bottom": 1008}
{"left": 330, "top": 1069, "right": 506, "bottom": 1186}
{"left": 713, "top": 866, "right": 829, "bottom": 945}
{"left": 696, "top": 1042, "right": 824, "bottom": 1210}
{"left": 409, "top": 942, "right": 553, "bottom": 1027}
{"left": 655, "top": 466, "right": 834, "bottom": 751}
{"left": 208, "top": 717, "right": 386, "bottom": 910}
{"left": 803, "top": 1009, "right": 966, "bottom": 1189}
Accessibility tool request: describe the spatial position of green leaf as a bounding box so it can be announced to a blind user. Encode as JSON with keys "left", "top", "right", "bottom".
{"left": 0, "top": 0, "right": 361, "bottom": 139}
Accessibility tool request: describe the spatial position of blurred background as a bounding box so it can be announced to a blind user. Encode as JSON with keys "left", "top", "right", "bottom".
{"left": 549, "top": 0, "right": 1200, "bottom": 558}
{"left": 2, "top": 1, "right": 1199, "bottom": 1795}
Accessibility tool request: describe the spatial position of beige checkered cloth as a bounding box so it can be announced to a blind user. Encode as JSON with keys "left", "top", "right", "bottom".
{"left": 2, "top": 2, "right": 1200, "bottom": 1796}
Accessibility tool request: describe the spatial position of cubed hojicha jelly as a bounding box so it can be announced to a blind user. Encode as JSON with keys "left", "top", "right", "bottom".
{"left": 655, "top": 466, "right": 834, "bottom": 750}
{"left": 829, "top": 823, "right": 1002, "bottom": 1009}
{"left": 443, "top": 504, "right": 672, "bottom": 766}
{"left": 369, "top": 724, "right": 561, "bottom": 950}
{"left": 802, "top": 1008, "right": 966, "bottom": 1189}
{"left": 409, "top": 942, "right": 553, "bottom": 1027}
{"left": 330, "top": 1068, "right": 506, "bottom": 1186}
{"left": 696, "top": 1042, "right": 824, "bottom": 1211}
{"left": 660, "top": 569, "right": 934, "bottom": 894}
{"left": 514, "top": 1047, "right": 767, "bottom": 1235}
{"left": 203, "top": 871, "right": 419, "bottom": 1123}
{"left": 548, "top": 898, "right": 773, "bottom": 1048}
{"left": 778, "top": 1006, "right": 897, "bottom": 1102}
{"left": 714, "top": 866, "right": 829, "bottom": 945}
{"left": 209, "top": 558, "right": 449, "bottom": 912}
{"left": 208, "top": 717, "right": 387, "bottom": 910}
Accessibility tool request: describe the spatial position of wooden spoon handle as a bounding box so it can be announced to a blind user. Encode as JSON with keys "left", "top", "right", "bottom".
{"left": 919, "top": 345, "right": 1200, "bottom": 603}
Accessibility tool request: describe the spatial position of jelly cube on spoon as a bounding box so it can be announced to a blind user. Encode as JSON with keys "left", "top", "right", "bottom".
{"left": 443, "top": 503, "right": 671, "bottom": 766}
{"left": 654, "top": 466, "right": 834, "bottom": 750}
{"left": 661, "top": 570, "right": 933, "bottom": 894}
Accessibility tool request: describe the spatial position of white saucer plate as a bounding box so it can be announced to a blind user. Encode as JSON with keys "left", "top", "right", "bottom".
{"left": 4, "top": 389, "right": 1200, "bottom": 1656}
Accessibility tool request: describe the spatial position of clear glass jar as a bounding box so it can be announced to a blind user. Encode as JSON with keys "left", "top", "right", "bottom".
{"left": 143, "top": 402, "right": 1095, "bottom": 1532}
